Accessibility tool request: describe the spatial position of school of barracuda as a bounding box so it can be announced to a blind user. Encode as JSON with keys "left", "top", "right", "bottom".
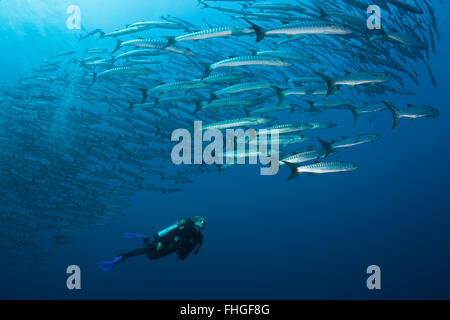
{"left": 0, "top": 0, "right": 443, "bottom": 265}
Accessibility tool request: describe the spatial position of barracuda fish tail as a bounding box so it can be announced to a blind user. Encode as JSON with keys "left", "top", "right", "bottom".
{"left": 201, "top": 63, "right": 213, "bottom": 79}
{"left": 273, "top": 86, "right": 285, "bottom": 105}
{"left": 317, "top": 138, "right": 333, "bottom": 157}
{"left": 244, "top": 18, "right": 265, "bottom": 43}
{"left": 111, "top": 39, "right": 123, "bottom": 54}
{"left": 350, "top": 107, "right": 360, "bottom": 125}
{"left": 315, "top": 72, "right": 335, "bottom": 96}
{"left": 379, "top": 30, "right": 389, "bottom": 43}
{"left": 162, "top": 36, "right": 176, "bottom": 48}
{"left": 138, "top": 88, "right": 148, "bottom": 104}
{"left": 194, "top": 100, "right": 203, "bottom": 113}
{"left": 88, "top": 72, "right": 97, "bottom": 89}
{"left": 97, "top": 30, "right": 105, "bottom": 39}
{"left": 208, "top": 92, "right": 219, "bottom": 103}
{"left": 283, "top": 161, "right": 301, "bottom": 181}
{"left": 304, "top": 100, "right": 315, "bottom": 112}
{"left": 382, "top": 101, "right": 401, "bottom": 130}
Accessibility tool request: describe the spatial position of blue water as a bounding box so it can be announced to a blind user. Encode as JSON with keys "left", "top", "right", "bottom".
{"left": 0, "top": 0, "right": 449, "bottom": 299}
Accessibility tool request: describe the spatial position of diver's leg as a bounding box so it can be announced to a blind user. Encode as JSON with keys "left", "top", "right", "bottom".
{"left": 99, "top": 247, "right": 151, "bottom": 272}
{"left": 145, "top": 241, "right": 174, "bottom": 259}
{"left": 146, "top": 250, "right": 168, "bottom": 260}
{"left": 120, "top": 248, "right": 150, "bottom": 261}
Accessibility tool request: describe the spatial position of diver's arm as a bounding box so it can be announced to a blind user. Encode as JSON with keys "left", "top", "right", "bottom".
{"left": 144, "top": 236, "right": 153, "bottom": 248}
{"left": 194, "top": 234, "right": 203, "bottom": 255}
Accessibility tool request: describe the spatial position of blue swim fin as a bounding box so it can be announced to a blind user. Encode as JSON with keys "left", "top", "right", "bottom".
{"left": 98, "top": 256, "right": 123, "bottom": 272}
{"left": 124, "top": 233, "right": 148, "bottom": 240}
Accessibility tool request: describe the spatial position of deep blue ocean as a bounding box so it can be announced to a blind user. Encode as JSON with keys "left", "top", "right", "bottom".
{"left": 0, "top": 0, "right": 449, "bottom": 299}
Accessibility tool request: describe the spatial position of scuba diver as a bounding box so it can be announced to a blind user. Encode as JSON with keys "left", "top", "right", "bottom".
{"left": 98, "top": 216, "right": 206, "bottom": 271}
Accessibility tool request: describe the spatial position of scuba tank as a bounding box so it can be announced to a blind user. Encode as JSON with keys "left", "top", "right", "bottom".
{"left": 157, "top": 223, "right": 178, "bottom": 238}
{"left": 157, "top": 218, "right": 191, "bottom": 238}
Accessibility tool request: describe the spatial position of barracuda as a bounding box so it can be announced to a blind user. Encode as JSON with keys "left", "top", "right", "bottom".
{"left": 172, "top": 26, "right": 253, "bottom": 42}
{"left": 280, "top": 147, "right": 329, "bottom": 166}
{"left": 316, "top": 72, "right": 391, "bottom": 96}
{"left": 202, "top": 72, "right": 251, "bottom": 84}
{"left": 98, "top": 26, "right": 144, "bottom": 39}
{"left": 319, "top": 134, "right": 380, "bottom": 156}
{"left": 111, "top": 38, "right": 193, "bottom": 56}
{"left": 383, "top": 31, "right": 428, "bottom": 50}
{"left": 127, "top": 21, "right": 188, "bottom": 30}
{"left": 256, "top": 50, "right": 318, "bottom": 63}
{"left": 195, "top": 96, "right": 263, "bottom": 112}
{"left": 276, "top": 85, "right": 342, "bottom": 104}
{"left": 202, "top": 56, "right": 291, "bottom": 79}
{"left": 112, "top": 38, "right": 168, "bottom": 53}
{"left": 277, "top": 135, "right": 311, "bottom": 146}
{"left": 145, "top": 80, "right": 209, "bottom": 95}
{"left": 350, "top": 103, "right": 387, "bottom": 124}
{"left": 215, "top": 81, "right": 275, "bottom": 95}
{"left": 383, "top": 102, "right": 440, "bottom": 129}
{"left": 90, "top": 67, "right": 153, "bottom": 87}
{"left": 284, "top": 161, "right": 359, "bottom": 180}
{"left": 202, "top": 116, "right": 275, "bottom": 131}
{"left": 113, "top": 49, "right": 163, "bottom": 61}
{"left": 245, "top": 19, "right": 353, "bottom": 42}
{"left": 259, "top": 123, "right": 312, "bottom": 135}
{"left": 305, "top": 122, "right": 338, "bottom": 130}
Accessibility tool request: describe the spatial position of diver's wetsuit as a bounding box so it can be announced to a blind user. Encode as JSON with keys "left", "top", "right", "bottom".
{"left": 120, "top": 218, "right": 204, "bottom": 261}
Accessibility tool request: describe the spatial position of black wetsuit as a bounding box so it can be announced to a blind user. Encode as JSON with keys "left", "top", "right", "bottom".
{"left": 120, "top": 218, "right": 204, "bottom": 261}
